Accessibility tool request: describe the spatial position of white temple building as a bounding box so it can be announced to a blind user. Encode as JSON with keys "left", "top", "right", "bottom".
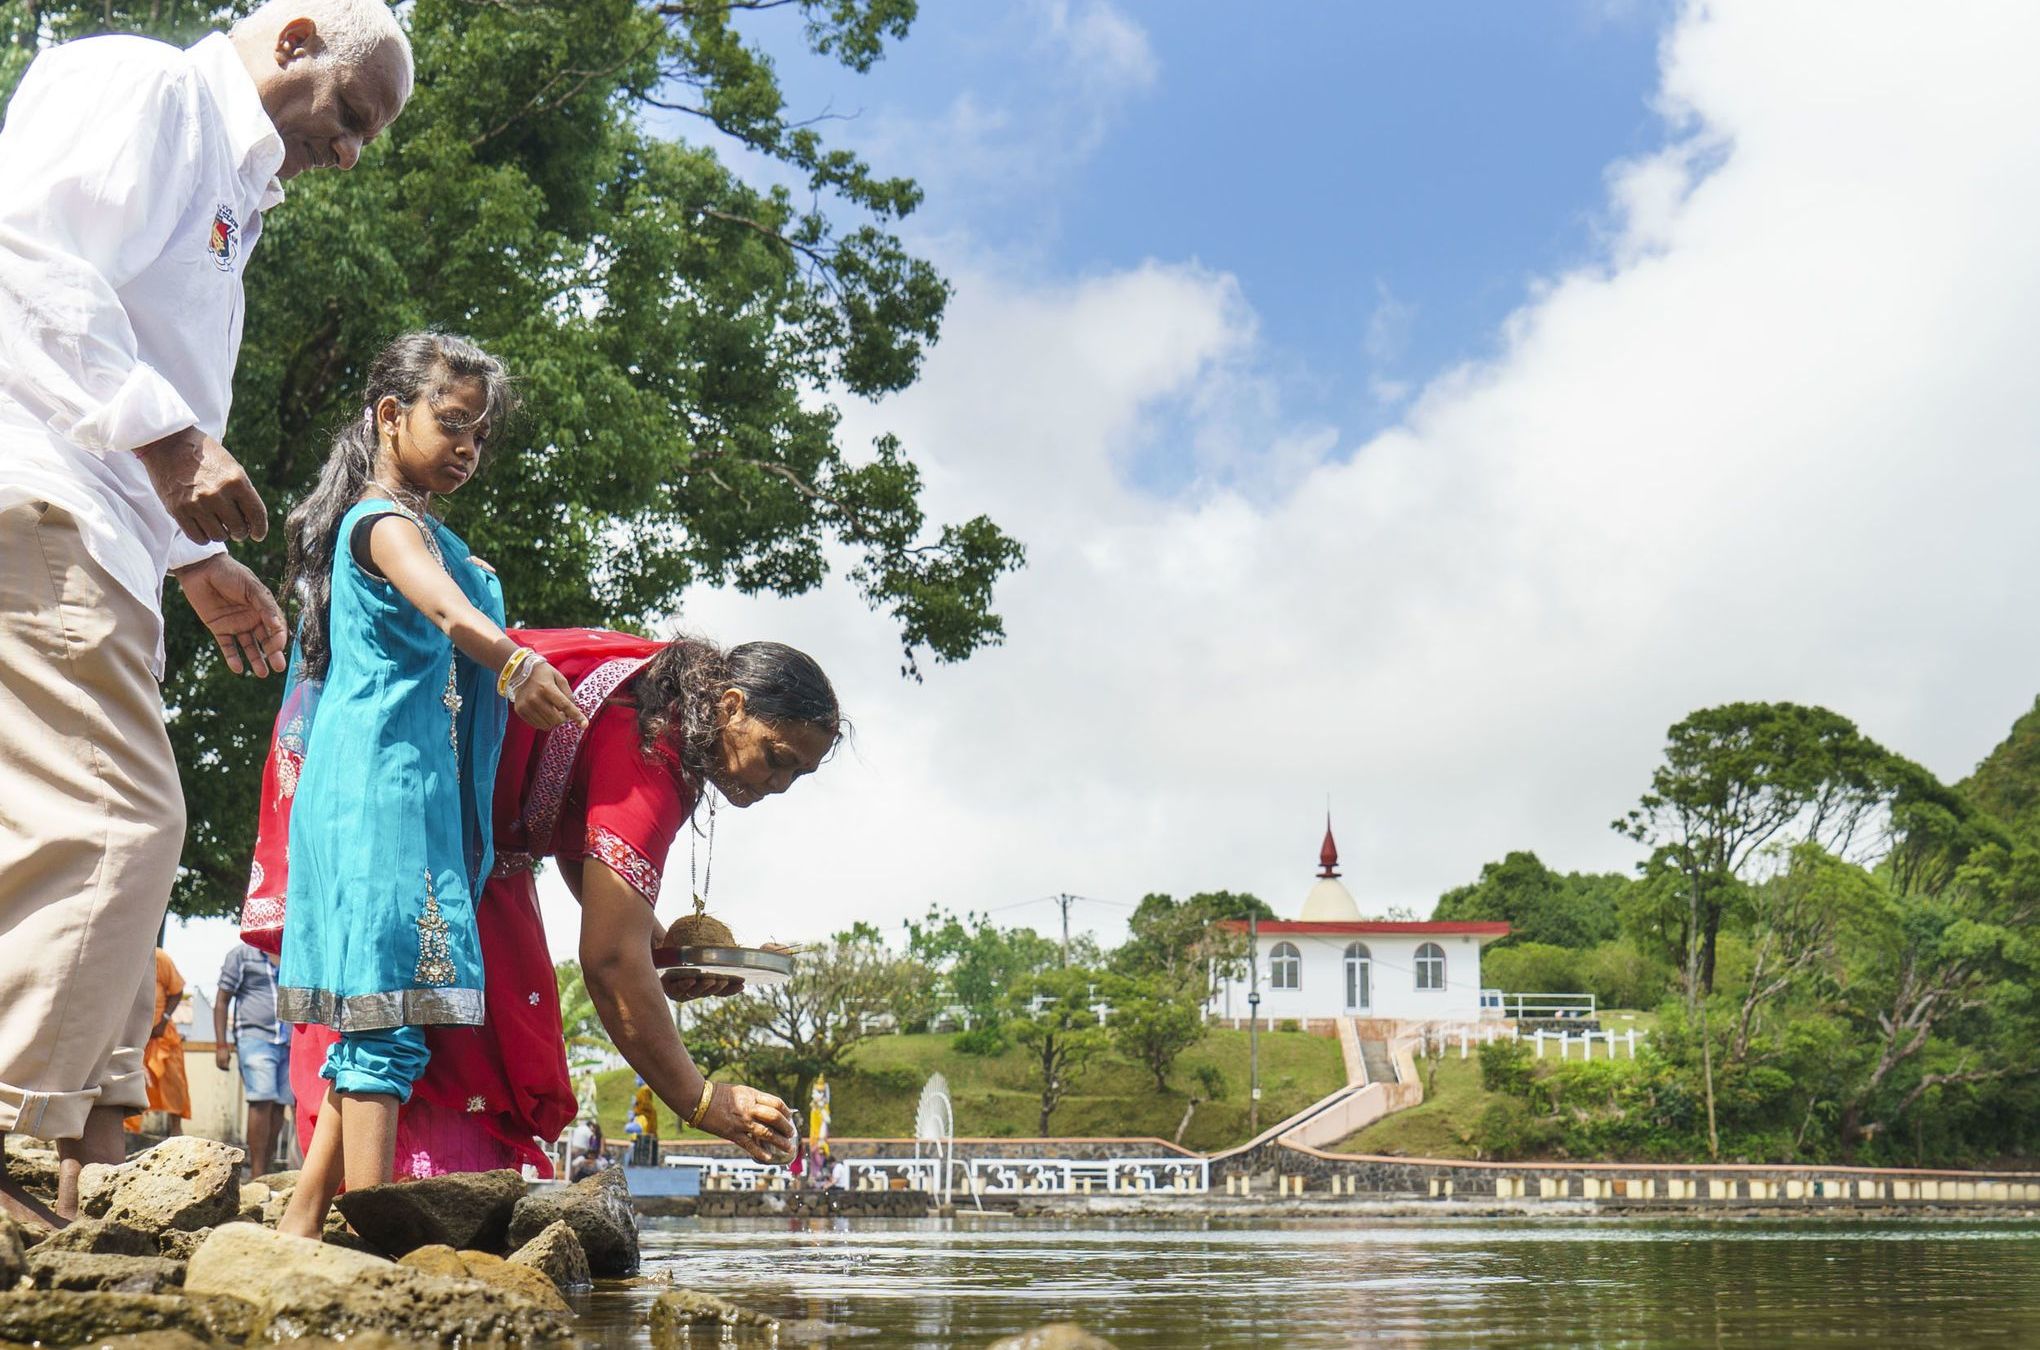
{"left": 1209, "top": 821, "right": 1508, "bottom": 1026}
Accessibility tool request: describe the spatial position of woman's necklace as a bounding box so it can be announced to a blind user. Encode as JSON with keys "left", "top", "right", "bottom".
{"left": 688, "top": 795, "right": 717, "bottom": 917}
{"left": 368, "top": 476, "right": 431, "bottom": 515}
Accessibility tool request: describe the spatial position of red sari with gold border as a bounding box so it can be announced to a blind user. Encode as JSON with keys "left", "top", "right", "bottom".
{"left": 244, "top": 629, "right": 693, "bottom": 1176}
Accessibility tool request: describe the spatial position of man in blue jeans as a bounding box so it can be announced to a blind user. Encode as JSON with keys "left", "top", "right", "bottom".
{"left": 213, "top": 942, "right": 292, "bottom": 1177}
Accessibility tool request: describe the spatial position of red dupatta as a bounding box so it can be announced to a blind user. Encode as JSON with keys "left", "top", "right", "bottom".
{"left": 241, "top": 627, "right": 665, "bottom": 951}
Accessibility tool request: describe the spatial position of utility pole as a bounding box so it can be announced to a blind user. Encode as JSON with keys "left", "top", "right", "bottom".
{"left": 1056, "top": 893, "right": 1075, "bottom": 967}
{"left": 1247, "top": 908, "right": 1261, "bottom": 1136}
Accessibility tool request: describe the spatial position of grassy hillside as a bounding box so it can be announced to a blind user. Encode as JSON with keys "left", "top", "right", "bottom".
{"left": 594, "top": 1027, "right": 1346, "bottom": 1153}
{"left": 1333, "top": 1012, "right": 1661, "bottom": 1158}
{"left": 1332, "top": 1057, "right": 1495, "bottom": 1158}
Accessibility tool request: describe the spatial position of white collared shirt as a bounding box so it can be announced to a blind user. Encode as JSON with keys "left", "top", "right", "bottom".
{"left": 0, "top": 32, "right": 285, "bottom": 675}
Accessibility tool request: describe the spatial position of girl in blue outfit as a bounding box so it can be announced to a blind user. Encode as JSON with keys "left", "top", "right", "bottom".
{"left": 274, "top": 333, "right": 584, "bottom": 1238}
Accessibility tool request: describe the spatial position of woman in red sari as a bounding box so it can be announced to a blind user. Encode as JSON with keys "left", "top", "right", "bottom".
{"left": 245, "top": 631, "right": 837, "bottom": 1174}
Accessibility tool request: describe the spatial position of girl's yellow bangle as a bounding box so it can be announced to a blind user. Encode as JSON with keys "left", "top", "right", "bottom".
{"left": 689, "top": 1079, "right": 715, "bottom": 1129}
{"left": 496, "top": 645, "right": 534, "bottom": 697}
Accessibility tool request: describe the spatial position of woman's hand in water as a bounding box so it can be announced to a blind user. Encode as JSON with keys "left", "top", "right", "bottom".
{"left": 510, "top": 659, "right": 587, "bottom": 731}
{"left": 703, "top": 1082, "right": 798, "bottom": 1164}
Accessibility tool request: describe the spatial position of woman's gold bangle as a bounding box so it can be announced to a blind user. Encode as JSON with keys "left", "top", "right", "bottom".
{"left": 689, "top": 1079, "right": 716, "bottom": 1129}
{"left": 496, "top": 646, "right": 534, "bottom": 697}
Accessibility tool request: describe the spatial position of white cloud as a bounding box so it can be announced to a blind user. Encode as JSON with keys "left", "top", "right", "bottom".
{"left": 1038, "top": 0, "right": 1159, "bottom": 95}
{"left": 632, "top": 0, "right": 2040, "bottom": 958}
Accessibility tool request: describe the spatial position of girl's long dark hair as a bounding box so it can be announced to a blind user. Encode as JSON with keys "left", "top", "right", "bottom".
{"left": 284, "top": 332, "right": 517, "bottom": 679}
{"left": 635, "top": 637, "right": 844, "bottom": 787}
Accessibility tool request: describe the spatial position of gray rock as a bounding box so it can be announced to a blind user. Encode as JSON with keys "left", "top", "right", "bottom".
{"left": 333, "top": 1167, "right": 525, "bottom": 1256}
{"left": 255, "top": 1263, "right": 573, "bottom": 1344}
{"left": 236, "top": 1181, "right": 271, "bottom": 1224}
{"left": 987, "top": 1325, "right": 1119, "bottom": 1350}
{"left": 27, "top": 1248, "right": 186, "bottom": 1294}
{"left": 77, "top": 1137, "right": 244, "bottom": 1235}
{"left": 152, "top": 1226, "right": 211, "bottom": 1261}
{"left": 0, "top": 1215, "right": 24, "bottom": 1287}
{"left": 649, "top": 1288, "right": 777, "bottom": 1347}
{"left": 507, "top": 1168, "right": 638, "bottom": 1276}
{"left": 1, "top": 1137, "right": 59, "bottom": 1196}
{"left": 80, "top": 1333, "right": 215, "bottom": 1350}
{"left": 506, "top": 1217, "right": 592, "bottom": 1293}
{"left": 0, "top": 1289, "right": 256, "bottom": 1346}
{"left": 184, "top": 1222, "right": 395, "bottom": 1304}
{"left": 184, "top": 1220, "right": 570, "bottom": 1343}
{"left": 32, "top": 1216, "right": 161, "bottom": 1257}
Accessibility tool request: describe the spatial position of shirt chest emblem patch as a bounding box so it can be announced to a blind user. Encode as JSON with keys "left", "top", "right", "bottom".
{"left": 206, "top": 205, "right": 240, "bottom": 271}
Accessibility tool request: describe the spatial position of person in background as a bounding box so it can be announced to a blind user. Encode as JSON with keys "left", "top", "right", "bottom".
{"left": 0, "top": 0, "right": 413, "bottom": 1227}
{"left": 828, "top": 1151, "right": 850, "bottom": 1194}
{"left": 127, "top": 950, "right": 191, "bottom": 1136}
{"left": 214, "top": 941, "right": 292, "bottom": 1177}
{"left": 631, "top": 1076, "right": 660, "bottom": 1165}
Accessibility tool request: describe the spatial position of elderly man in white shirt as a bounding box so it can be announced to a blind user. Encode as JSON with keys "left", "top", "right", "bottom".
{"left": 0, "top": 0, "right": 411, "bottom": 1226}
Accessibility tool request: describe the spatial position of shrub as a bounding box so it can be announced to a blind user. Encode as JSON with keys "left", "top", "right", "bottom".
{"left": 952, "top": 1024, "right": 1009, "bottom": 1057}
{"left": 1275, "top": 1018, "right": 1301, "bottom": 1033}
{"left": 1478, "top": 1038, "right": 1535, "bottom": 1096}
{"left": 1474, "top": 1098, "right": 1560, "bottom": 1160}
{"left": 1575, "top": 939, "right": 1674, "bottom": 1010}
{"left": 1480, "top": 943, "right": 1582, "bottom": 997}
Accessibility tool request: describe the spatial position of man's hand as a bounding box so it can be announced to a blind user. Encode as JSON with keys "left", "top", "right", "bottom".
{"left": 175, "top": 555, "right": 288, "bottom": 676}
{"left": 214, "top": 1045, "right": 232, "bottom": 1072}
{"left": 139, "top": 428, "right": 269, "bottom": 544}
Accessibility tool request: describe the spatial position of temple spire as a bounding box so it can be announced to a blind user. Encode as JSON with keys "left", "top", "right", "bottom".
{"left": 1318, "top": 815, "right": 1340, "bottom": 879}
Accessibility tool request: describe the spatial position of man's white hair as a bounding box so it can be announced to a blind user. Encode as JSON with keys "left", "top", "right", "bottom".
{"left": 233, "top": 0, "right": 415, "bottom": 103}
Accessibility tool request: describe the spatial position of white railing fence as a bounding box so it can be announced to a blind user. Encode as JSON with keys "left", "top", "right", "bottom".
{"left": 1530, "top": 1027, "right": 1647, "bottom": 1060}
{"left": 1480, "top": 990, "right": 1598, "bottom": 1019}
{"left": 671, "top": 1152, "right": 1211, "bottom": 1195}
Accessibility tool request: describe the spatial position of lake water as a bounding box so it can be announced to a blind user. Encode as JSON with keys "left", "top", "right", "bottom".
{"left": 578, "top": 1214, "right": 2040, "bottom": 1347}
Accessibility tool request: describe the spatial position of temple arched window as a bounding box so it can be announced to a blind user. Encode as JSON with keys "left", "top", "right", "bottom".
{"left": 1415, "top": 942, "right": 1445, "bottom": 991}
{"left": 1270, "top": 941, "right": 1301, "bottom": 991}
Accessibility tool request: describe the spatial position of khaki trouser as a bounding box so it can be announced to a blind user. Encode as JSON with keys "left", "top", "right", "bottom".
{"left": 0, "top": 501, "right": 184, "bottom": 1139}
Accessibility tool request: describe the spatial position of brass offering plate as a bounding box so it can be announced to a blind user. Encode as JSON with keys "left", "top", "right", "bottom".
{"left": 649, "top": 943, "right": 795, "bottom": 985}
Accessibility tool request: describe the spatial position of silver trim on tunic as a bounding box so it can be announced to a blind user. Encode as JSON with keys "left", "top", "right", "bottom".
{"left": 277, "top": 985, "right": 485, "bottom": 1031}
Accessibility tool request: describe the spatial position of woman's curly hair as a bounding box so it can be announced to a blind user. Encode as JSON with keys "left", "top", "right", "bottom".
{"left": 635, "top": 636, "right": 843, "bottom": 785}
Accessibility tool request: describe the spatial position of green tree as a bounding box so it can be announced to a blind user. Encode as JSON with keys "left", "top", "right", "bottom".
{"left": 1006, "top": 966, "right": 1111, "bottom": 1135}
{"left": 685, "top": 923, "right": 927, "bottom": 1114}
{"left": 1105, "top": 974, "right": 1206, "bottom": 1093}
{"left": 1431, "top": 851, "right": 1627, "bottom": 950}
{"left": 3, "top": 1, "right": 1022, "bottom": 917}
{"left": 1616, "top": 702, "right": 1893, "bottom": 996}
{"left": 1961, "top": 693, "right": 2040, "bottom": 845}
{"left": 903, "top": 908, "right": 1059, "bottom": 1029}
{"left": 1109, "top": 890, "right": 1267, "bottom": 994}
{"left": 1832, "top": 761, "right": 2040, "bottom": 1155}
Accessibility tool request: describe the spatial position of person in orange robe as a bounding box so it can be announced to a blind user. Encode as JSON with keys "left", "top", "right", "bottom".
{"left": 126, "top": 950, "right": 191, "bottom": 1133}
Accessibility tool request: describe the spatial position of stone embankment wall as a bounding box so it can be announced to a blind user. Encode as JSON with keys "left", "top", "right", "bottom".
{"left": 1211, "top": 1144, "right": 2040, "bottom": 1207}
{"left": 692, "top": 1189, "right": 932, "bottom": 1219}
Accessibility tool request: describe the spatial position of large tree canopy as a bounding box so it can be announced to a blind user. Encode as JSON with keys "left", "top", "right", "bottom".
{"left": 2, "top": 0, "right": 1023, "bottom": 917}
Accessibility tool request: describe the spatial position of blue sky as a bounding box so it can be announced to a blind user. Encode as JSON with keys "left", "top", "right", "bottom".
{"left": 727, "top": 1, "right": 1677, "bottom": 470}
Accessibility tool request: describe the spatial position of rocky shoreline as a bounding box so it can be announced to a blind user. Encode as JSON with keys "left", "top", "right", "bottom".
{"left": 0, "top": 1136, "right": 1116, "bottom": 1347}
